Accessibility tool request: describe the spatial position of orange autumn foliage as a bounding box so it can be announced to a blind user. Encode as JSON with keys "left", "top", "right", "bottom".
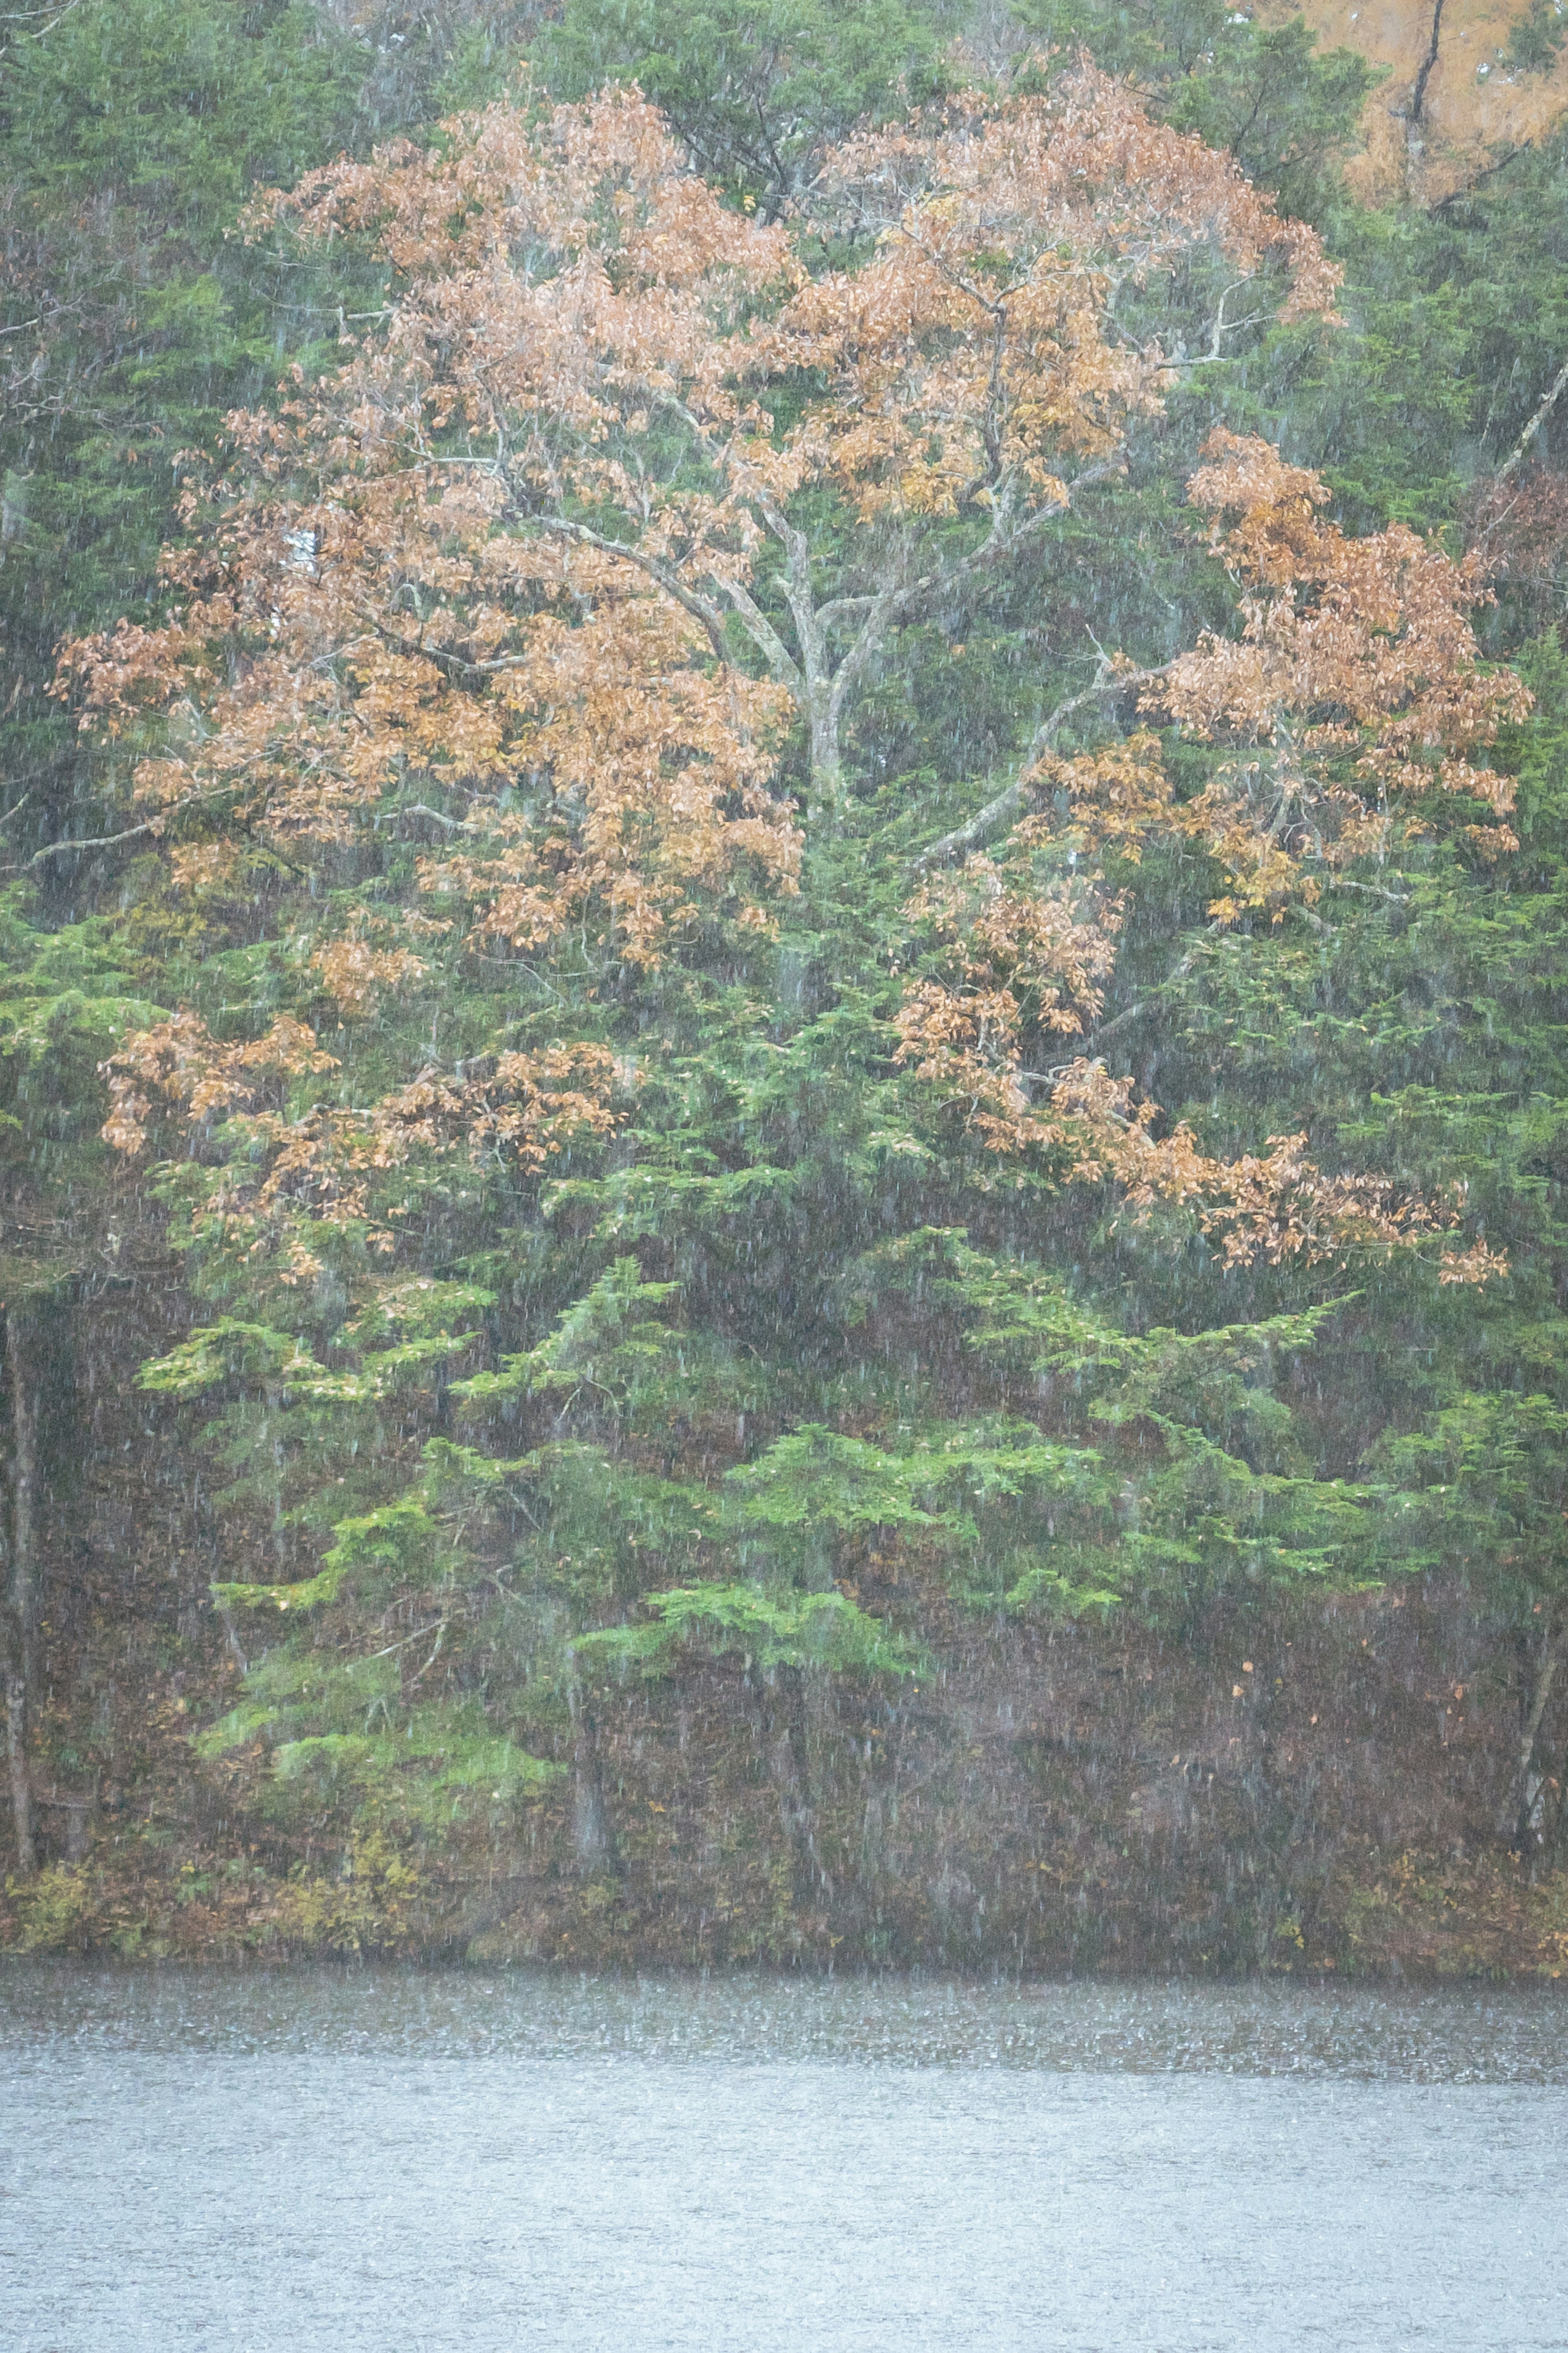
{"left": 1022, "top": 729, "right": 1176, "bottom": 865}
{"left": 760, "top": 71, "right": 1339, "bottom": 524}
{"left": 1158, "top": 431, "right": 1530, "bottom": 919}
{"left": 311, "top": 936, "right": 429, "bottom": 1021}
{"left": 224, "top": 69, "right": 1340, "bottom": 808}
{"left": 1049, "top": 1061, "right": 1506, "bottom": 1284}
{"left": 895, "top": 826, "right": 1124, "bottom": 1153}
{"left": 896, "top": 435, "right": 1525, "bottom": 1280}
{"left": 101, "top": 1011, "right": 622, "bottom": 1275}
{"left": 70, "top": 494, "right": 799, "bottom": 971}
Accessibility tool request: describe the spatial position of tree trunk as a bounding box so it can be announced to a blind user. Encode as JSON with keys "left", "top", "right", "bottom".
{"left": 3, "top": 1310, "right": 38, "bottom": 1874}
{"left": 762, "top": 1663, "right": 830, "bottom": 1915}
{"left": 806, "top": 693, "right": 843, "bottom": 825}
{"left": 568, "top": 1682, "right": 618, "bottom": 1876}
{"left": 5, "top": 1662, "right": 33, "bottom": 1875}
{"left": 1499, "top": 1617, "right": 1560, "bottom": 1864}
{"left": 1408, "top": 0, "right": 1446, "bottom": 129}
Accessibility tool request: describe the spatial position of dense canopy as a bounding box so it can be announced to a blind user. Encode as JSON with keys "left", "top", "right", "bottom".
{"left": 2, "top": 0, "right": 1567, "bottom": 1974}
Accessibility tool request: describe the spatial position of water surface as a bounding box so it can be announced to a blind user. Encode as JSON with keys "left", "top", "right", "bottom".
{"left": 3, "top": 1967, "right": 1565, "bottom": 2351}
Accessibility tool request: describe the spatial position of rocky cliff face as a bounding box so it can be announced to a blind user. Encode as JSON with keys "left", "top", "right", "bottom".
{"left": 1265, "top": 1, "right": 1568, "bottom": 202}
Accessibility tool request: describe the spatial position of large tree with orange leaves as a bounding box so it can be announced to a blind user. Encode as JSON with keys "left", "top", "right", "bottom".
{"left": 61, "top": 67, "right": 1360, "bottom": 1277}
{"left": 23, "top": 49, "right": 1564, "bottom": 1948}
{"left": 205, "top": 65, "right": 1342, "bottom": 814}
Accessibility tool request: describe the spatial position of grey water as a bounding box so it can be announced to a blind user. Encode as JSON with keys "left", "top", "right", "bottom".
{"left": 2, "top": 1967, "right": 1566, "bottom": 2352}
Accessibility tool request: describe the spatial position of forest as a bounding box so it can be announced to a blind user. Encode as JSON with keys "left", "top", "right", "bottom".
{"left": 2, "top": 0, "right": 1567, "bottom": 1977}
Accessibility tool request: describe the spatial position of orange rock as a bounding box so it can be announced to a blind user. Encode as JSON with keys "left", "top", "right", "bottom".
{"left": 1258, "top": 0, "right": 1568, "bottom": 203}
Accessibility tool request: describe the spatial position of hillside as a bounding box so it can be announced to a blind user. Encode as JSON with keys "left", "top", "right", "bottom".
{"left": 2, "top": 0, "right": 1566, "bottom": 1976}
{"left": 1267, "top": 0, "right": 1568, "bottom": 200}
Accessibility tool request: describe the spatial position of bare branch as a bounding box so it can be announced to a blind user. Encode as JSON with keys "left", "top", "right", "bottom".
{"left": 14, "top": 774, "right": 274, "bottom": 871}
{"left": 535, "top": 517, "right": 735, "bottom": 669}
{"left": 712, "top": 572, "right": 804, "bottom": 691}
{"left": 352, "top": 612, "right": 525, "bottom": 684}
{"left": 24, "top": 816, "right": 169, "bottom": 869}
{"left": 1498, "top": 352, "right": 1568, "bottom": 483}
{"left": 387, "top": 803, "right": 474, "bottom": 834}
{"left": 911, "top": 661, "right": 1171, "bottom": 872}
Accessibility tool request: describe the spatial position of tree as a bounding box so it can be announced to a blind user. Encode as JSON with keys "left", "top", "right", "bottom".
{"left": 65, "top": 84, "right": 1473, "bottom": 1320}
{"left": 16, "top": 56, "right": 1550, "bottom": 1953}
{"left": 223, "top": 66, "right": 1340, "bottom": 822}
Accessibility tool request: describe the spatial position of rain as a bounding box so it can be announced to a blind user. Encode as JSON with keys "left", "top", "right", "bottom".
{"left": 2, "top": 2, "right": 1566, "bottom": 2346}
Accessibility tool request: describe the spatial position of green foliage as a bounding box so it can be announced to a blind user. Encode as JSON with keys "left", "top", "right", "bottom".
{"left": 2, "top": 0, "right": 358, "bottom": 219}
{"left": 726, "top": 1425, "right": 943, "bottom": 1563}
{"left": 1014, "top": 2, "right": 1378, "bottom": 217}
{"left": 4, "top": 1863, "right": 96, "bottom": 1953}
{"left": 1372, "top": 1394, "right": 1568, "bottom": 1621}
{"left": 0, "top": 892, "right": 163, "bottom": 1256}
{"left": 1506, "top": 2, "right": 1568, "bottom": 77}
{"left": 576, "top": 1580, "right": 920, "bottom": 1677}
{"left": 195, "top": 1642, "right": 561, "bottom": 1829}
{"left": 217, "top": 1496, "right": 455, "bottom": 1615}
{"left": 454, "top": 1257, "right": 680, "bottom": 1413}
{"left": 0, "top": 0, "right": 383, "bottom": 874}
{"left": 140, "top": 1320, "right": 315, "bottom": 1400}
{"left": 539, "top": 0, "right": 953, "bottom": 212}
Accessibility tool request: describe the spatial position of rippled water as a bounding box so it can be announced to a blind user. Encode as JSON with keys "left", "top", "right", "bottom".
{"left": 4, "top": 1967, "right": 1566, "bottom": 2351}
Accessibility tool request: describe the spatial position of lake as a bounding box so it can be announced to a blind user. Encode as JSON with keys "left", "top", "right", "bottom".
{"left": 2, "top": 1967, "right": 1566, "bottom": 2351}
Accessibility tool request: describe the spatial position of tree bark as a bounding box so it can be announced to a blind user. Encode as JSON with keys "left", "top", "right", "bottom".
{"left": 1497, "top": 352, "right": 1568, "bottom": 483}
{"left": 760, "top": 1662, "right": 830, "bottom": 1914}
{"left": 1499, "top": 1617, "right": 1560, "bottom": 1860}
{"left": 1408, "top": 0, "right": 1446, "bottom": 130}
{"left": 568, "top": 1681, "right": 619, "bottom": 1876}
{"left": 3, "top": 1309, "right": 38, "bottom": 1874}
{"left": 4, "top": 1663, "right": 33, "bottom": 1875}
